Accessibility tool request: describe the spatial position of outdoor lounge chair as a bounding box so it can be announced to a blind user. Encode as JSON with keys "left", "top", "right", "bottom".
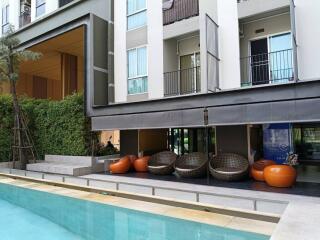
{"left": 175, "top": 152, "right": 208, "bottom": 178}
{"left": 148, "top": 151, "right": 177, "bottom": 175}
{"left": 209, "top": 153, "right": 249, "bottom": 181}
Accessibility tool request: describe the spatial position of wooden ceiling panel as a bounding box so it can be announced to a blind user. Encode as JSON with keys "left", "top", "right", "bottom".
{"left": 20, "top": 26, "right": 84, "bottom": 80}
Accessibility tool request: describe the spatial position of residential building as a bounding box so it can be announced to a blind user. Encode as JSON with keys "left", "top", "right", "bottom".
{"left": 0, "top": 0, "right": 319, "bottom": 182}
{"left": 90, "top": 0, "right": 320, "bottom": 181}
{"left": 0, "top": 0, "right": 92, "bottom": 100}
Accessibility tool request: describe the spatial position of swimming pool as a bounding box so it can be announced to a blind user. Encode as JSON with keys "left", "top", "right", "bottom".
{"left": 0, "top": 182, "right": 270, "bottom": 240}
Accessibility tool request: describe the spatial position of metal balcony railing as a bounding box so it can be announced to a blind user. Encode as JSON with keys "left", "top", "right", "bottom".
{"left": 19, "top": 12, "right": 31, "bottom": 28}
{"left": 240, "top": 49, "right": 294, "bottom": 87}
{"left": 164, "top": 66, "right": 201, "bottom": 96}
{"left": 163, "top": 0, "right": 199, "bottom": 26}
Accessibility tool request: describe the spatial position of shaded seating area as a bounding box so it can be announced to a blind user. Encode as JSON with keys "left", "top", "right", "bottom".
{"left": 175, "top": 152, "right": 208, "bottom": 178}
{"left": 148, "top": 151, "right": 177, "bottom": 175}
{"left": 209, "top": 153, "right": 249, "bottom": 181}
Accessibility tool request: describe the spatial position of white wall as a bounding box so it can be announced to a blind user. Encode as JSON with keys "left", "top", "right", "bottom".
{"left": 294, "top": 0, "right": 320, "bottom": 81}
{"left": 114, "top": 0, "right": 164, "bottom": 102}
{"left": 147, "top": 0, "right": 163, "bottom": 99}
{"left": 114, "top": 0, "right": 127, "bottom": 103}
{"left": 31, "top": 0, "right": 59, "bottom": 21}
{"left": 238, "top": 0, "right": 290, "bottom": 19}
{"left": 239, "top": 13, "right": 291, "bottom": 57}
{"left": 217, "top": 0, "right": 241, "bottom": 89}
{"left": 0, "top": 0, "right": 19, "bottom": 35}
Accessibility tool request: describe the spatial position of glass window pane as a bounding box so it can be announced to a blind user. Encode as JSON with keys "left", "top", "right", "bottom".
{"left": 127, "top": 10, "right": 146, "bottom": 30}
{"left": 127, "top": 0, "right": 135, "bottom": 15}
{"left": 269, "top": 33, "right": 293, "bottom": 83}
{"left": 36, "top": 4, "right": 45, "bottom": 16}
{"left": 136, "top": 0, "right": 146, "bottom": 10}
{"left": 127, "top": 49, "right": 137, "bottom": 78}
{"left": 36, "top": 0, "right": 45, "bottom": 5}
{"left": 2, "top": 8, "right": 5, "bottom": 24}
{"left": 128, "top": 77, "right": 147, "bottom": 94}
{"left": 270, "top": 33, "right": 292, "bottom": 52}
{"left": 2, "top": 6, "right": 8, "bottom": 24}
{"left": 137, "top": 47, "right": 147, "bottom": 76}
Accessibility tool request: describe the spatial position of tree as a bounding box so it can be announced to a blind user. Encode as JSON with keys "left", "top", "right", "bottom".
{"left": 0, "top": 26, "right": 41, "bottom": 169}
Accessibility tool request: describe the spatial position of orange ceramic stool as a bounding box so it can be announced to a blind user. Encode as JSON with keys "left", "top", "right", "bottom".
{"left": 133, "top": 156, "right": 151, "bottom": 172}
{"left": 251, "top": 160, "right": 276, "bottom": 181}
{"left": 264, "top": 165, "right": 297, "bottom": 188}
{"left": 109, "top": 156, "right": 131, "bottom": 174}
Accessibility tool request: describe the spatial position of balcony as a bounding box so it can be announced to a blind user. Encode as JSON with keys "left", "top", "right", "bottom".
{"left": 164, "top": 67, "right": 201, "bottom": 96}
{"left": 19, "top": 12, "right": 31, "bottom": 28}
{"left": 240, "top": 49, "right": 294, "bottom": 87}
{"left": 163, "top": 0, "right": 199, "bottom": 26}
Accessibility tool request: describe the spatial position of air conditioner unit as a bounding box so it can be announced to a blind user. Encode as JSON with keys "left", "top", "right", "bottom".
{"left": 22, "top": 5, "right": 31, "bottom": 14}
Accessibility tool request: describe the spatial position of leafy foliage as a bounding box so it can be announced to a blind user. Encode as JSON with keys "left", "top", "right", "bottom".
{"left": 0, "top": 26, "right": 41, "bottom": 84}
{"left": 0, "top": 93, "right": 94, "bottom": 162}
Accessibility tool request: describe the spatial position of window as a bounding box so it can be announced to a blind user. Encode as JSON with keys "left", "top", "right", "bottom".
{"left": 36, "top": 0, "right": 46, "bottom": 17}
{"left": 127, "top": 46, "right": 147, "bottom": 94}
{"left": 127, "top": 0, "right": 146, "bottom": 30}
{"left": 2, "top": 5, "right": 9, "bottom": 34}
{"left": 294, "top": 124, "right": 320, "bottom": 163}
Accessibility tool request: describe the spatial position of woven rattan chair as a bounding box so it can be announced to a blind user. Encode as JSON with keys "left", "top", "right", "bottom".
{"left": 175, "top": 152, "right": 208, "bottom": 178}
{"left": 209, "top": 153, "right": 249, "bottom": 181}
{"left": 148, "top": 151, "right": 177, "bottom": 175}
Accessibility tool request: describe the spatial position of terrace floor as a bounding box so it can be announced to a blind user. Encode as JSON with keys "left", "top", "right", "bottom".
{"left": 97, "top": 171, "right": 320, "bottom": 198}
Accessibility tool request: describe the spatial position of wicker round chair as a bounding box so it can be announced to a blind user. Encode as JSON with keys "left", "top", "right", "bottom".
{"left": 148, "top": 151, "right": 177, "bottom": 175}
{"left": 209, "top": 153, "right": 249, "bottom": 181}
{"left": 175, "top": 152, "right": 208, "bottom": 178}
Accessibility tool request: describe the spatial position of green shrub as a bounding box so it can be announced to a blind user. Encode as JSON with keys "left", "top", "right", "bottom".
{"left": 0, "top": 93, "right": 94, "bottom": 162}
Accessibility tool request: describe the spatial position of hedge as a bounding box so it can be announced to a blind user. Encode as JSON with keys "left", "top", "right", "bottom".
{"left": 0, "top": 93, "right": 94, "bottom": 162}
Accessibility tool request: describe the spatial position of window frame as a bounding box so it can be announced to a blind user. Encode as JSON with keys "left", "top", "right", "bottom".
{"left": 2, "top": 5, "right": 9, "bottom": 34}
{"left": 127, "top": 45, "right": 148, "bottom": 95}
{"left": 36, "top": 0, "right": 46, "bottom": 17}
{"left": 127, "top": 0, "right": 147, "bottom": 31}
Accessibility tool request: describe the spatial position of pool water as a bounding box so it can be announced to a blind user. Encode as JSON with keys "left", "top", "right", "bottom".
{"left": 0, "top": 182, "right": 270, "bottom": 240}
{"left": 0, "top": 199, "right": 84, "bottom": 240}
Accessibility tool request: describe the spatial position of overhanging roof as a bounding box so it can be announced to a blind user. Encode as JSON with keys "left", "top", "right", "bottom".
{"left": 91, "top": 80, "right": 320, "bottom": 130}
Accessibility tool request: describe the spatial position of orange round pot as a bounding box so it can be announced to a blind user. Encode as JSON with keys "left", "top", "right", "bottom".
{"left": 133, "top": 156, "right": 151, "bottom": 172}
{"left": 251, "top": 160, "right": 276, "bottom": 182}
{"left": 109, "top": 156, "right": 131, "bottom": 174}
{"left": 264, "top": 165, "right": 297, "bottom": 188}
{"left": 128, "top": 155, "right": 138, "bottom": 165}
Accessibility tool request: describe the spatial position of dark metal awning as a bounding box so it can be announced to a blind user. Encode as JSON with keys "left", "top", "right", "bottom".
{"left": 91, "top": 80, "right": 320, "bottom": 130}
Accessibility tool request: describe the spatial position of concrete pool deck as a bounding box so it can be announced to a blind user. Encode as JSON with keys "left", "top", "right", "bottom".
{"left": 0, "top": 175, "right": 275, "bottom": 237}
{"left": 1, "top": 169, "right": 320, "bottom": 239}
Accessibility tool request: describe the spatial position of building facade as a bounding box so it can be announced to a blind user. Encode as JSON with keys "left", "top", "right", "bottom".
{"left": 1, "top": 0, "right": 320, "bottom": 179}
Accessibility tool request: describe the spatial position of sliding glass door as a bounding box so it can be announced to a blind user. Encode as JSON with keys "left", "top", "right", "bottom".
{"left": 179, "top": 52, "right": 200, "bottom": 94}
{"left": 249, "top": 32, "right": 293, "bottom": 85}
{"left": 269, "top": 33, "right": 293, "bottom": 83}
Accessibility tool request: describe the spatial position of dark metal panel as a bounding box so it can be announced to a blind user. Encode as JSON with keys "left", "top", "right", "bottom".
{"left": 93, "top": 70, "right": 108, "bottom": 106}
{"left": 270, "top": 101, "right": 296, "bottom": 122}
{"left": 216, "top": 126, "right": 248, "bottom": 157}
{"left": 92, "top": 108, "right": 205, "bottom": 130}
{"left": 245, "top": 102, "right": 272, "bottom": 123}
{"left": 208, "top": 105, "right": 247, "bottom": 125}
{"left": 93, "top": 15, "right": 108, "bottom": 70}
{"left": 294, "top": 98, "right": 320, "bottom": 122}
{"left": 88, "top": 80, "right": 320, "bottom": 118}
{"left": 208, "top": 98, "right": 320, "bottom": 126}
{"left": 120, "top": 130, "right": 139, "bottom": 156}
